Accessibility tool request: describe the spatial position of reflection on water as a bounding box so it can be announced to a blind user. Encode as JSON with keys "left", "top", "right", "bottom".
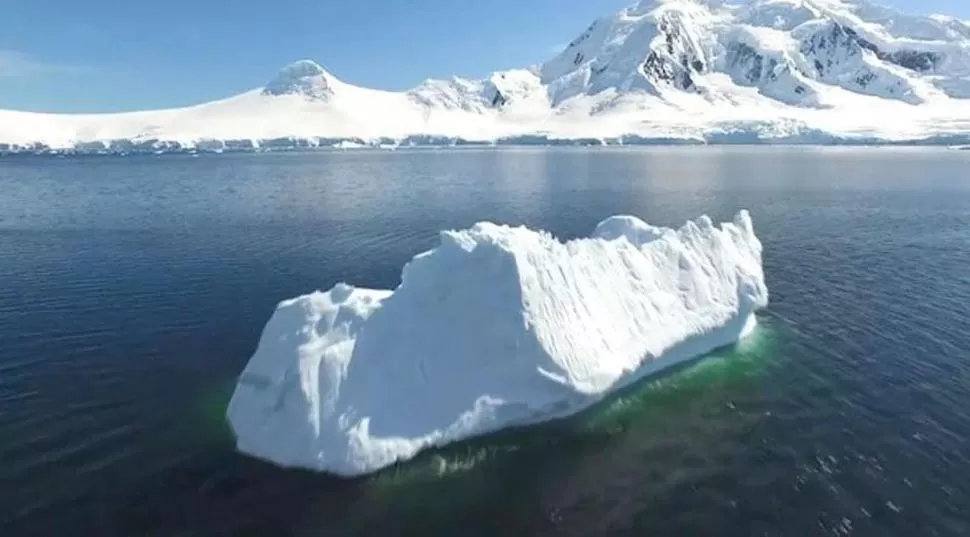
{"left": 288, "top": 320, "right": 786, "bottom": 536}
{"left": 368, "top": 320, "right": 780, "bottom": 485}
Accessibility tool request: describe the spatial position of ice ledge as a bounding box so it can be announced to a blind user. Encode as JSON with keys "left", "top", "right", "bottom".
{"left": 226, "top": 210, "right": 768, "bottom": 476}
{"left": 9, "top": 128, "right": 970, "bottom": 156}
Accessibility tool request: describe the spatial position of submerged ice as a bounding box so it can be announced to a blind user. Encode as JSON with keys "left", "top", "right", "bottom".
{"left": 226, "top": 211, "right": 768, "bottom": 476}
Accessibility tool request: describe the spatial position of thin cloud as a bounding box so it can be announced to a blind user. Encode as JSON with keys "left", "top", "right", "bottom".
{"left": 0, "top": 50, "right": 84, "bottom": 78}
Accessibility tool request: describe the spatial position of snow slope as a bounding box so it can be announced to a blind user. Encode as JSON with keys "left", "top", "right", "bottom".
{"left": 227, "top": 211, "right": 768, "bottom": 476}
{"left": 5, "top": 0, "right": 970, "bottom": 149}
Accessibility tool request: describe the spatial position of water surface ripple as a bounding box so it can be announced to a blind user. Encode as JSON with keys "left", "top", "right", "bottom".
{"left": 1, "top": 148, "right": 969, "bottom": 536}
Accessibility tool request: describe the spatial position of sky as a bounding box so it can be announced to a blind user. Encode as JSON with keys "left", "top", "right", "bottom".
{"left": 1, "top": 0, "right": 967, "bottom": 113}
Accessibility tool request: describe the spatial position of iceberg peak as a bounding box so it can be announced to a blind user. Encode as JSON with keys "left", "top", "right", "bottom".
{"left": 227, "top": 210, "right": 769, "bottom": 476}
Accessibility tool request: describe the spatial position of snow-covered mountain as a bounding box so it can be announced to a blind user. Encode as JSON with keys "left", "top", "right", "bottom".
{"left": 5, "top": 0, "right": 970, "bottom": 152}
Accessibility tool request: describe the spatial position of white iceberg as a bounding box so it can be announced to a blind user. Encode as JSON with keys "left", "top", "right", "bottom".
{"left": 226, "top": 210, "right": 768, "bottom": 477}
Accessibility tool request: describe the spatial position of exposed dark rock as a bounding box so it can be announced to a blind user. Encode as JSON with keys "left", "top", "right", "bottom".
{"left": 640, "top": 15, "right": 705, "bottom": 92}
{"left": 856, "top": 72, "right": 876, "bottom": 87}
{"left": 766, "top": 61, "right": 780, "bottom": 81}
{"left": 643, "top": 51, "right": 695, "bottom": 90}
{"left": 802, "top": 22, "right": 862, "bottom": 63}
{"left": 890, "top": 49, "right": 939, "bottom": 72}
{"left": 728, "top": 43, "right": 765, "bottom": 84}
{"left": 841, "top": 25, "right": 940, "bottom": 72}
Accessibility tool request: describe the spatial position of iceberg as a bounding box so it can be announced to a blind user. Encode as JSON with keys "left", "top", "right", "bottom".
{"left": 226, "top": 210, "right": 768, "bottom": 476}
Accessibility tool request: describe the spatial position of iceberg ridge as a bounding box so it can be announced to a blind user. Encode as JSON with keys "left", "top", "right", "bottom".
{"left": 226, "top": 210, "right": 768, "bottom": 476}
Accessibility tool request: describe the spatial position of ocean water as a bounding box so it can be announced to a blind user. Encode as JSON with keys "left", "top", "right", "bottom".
{"left": 2, "top": 147, "right": 970, "bottom": 536}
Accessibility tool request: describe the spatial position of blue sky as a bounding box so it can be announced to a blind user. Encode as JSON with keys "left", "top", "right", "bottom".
{"left": 1, "top": 0, "right": 967, "bottom": 112}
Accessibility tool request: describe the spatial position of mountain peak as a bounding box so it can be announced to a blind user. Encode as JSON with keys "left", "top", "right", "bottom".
{"left": 263, "top": 60, "right": 334, "bottom": 100}
{"left": 5, "top": 0, "right": 970, "bottom": 150}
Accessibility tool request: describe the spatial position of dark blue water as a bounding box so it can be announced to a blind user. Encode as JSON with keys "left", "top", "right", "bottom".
{"left": 2, "top": 148, "right": 970, "bottom": 536}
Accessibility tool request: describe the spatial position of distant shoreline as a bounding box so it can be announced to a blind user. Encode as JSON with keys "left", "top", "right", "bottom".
{"left": 4, "top": 134, "right": 970, "bottom": 158}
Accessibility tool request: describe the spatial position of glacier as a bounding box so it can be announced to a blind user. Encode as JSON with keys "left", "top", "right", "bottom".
{"left": 5, "top": 0, "right": 970, "bottom": 151}
{"left": 226, "top": 210, "right": 769, "bottom": 476}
